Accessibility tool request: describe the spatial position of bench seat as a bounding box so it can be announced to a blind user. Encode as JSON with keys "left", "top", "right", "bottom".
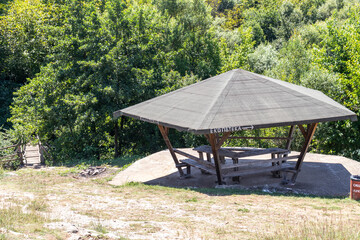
{"left": 193, "top": 145, "right": 290, "bottom": 159}
{"left": 223, "top": 164, "right": 291, "bottom": 178}
{"left": 180, "top": 159, "right": 216, "bottom": 175}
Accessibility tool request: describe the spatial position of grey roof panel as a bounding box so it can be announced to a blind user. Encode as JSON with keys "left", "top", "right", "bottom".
{"left": 113, "top": 69, "right": 357, "bottom": 134}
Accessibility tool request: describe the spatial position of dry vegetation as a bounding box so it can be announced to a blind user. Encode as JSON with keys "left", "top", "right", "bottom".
{"left": 0, "top": 166, "right": 360, "bottom": 240}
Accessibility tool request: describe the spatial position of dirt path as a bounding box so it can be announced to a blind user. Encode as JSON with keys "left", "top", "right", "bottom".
{"left": 110, "top": 148, "right": 360, "bottom": 197}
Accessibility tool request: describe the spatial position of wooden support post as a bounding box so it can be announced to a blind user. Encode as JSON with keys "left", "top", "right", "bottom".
{"left": 114, "top": 120, "right": 119, "bottom": 158}
{"left": 24, "top": 145, "right": 27, "bottom": 165}
{"left": 16, "top": 144, "right": 24, "bottom": 165}
{"left": 290, "top": 123, "right": 318, "bottom": 183}
{"left": 158, "top": 125, "right": 184, "bottom": 176}
{"left": 39, "top": 144, "right": 45, "bottom": 165}
{"left": 232, "top": 157, "right": 239, "bottom": 171}
{"left": 207, "top": 133, "right": 225, "bottom": 185}
{"left": 206, "top": 153, "right": 211, "bottom": 162}
{"left": 198, "top": 151, "right": 205, "bottom": 174}
{"left": 284, "top": 125, "right": 295, "bottom": 157}
{"left": 297, "top": 125, "right": 307, "bottom": 138}
{"left": 216, "top": 132, "right": 232, "bottom": 149}
{"left": 198, "top": 152, "right": 204, "bottom": 160}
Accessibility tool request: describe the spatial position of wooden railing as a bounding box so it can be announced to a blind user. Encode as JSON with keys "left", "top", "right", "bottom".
{"left": 37, "top": 136, "right": 52, "bottom": 164}
{"left": 0, "top": 143, "right": 24, "bottom": 167}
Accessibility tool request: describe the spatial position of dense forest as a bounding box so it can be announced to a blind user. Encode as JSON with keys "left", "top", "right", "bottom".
{"left": 1, "top": 0, "right": 360, "bottom": 164}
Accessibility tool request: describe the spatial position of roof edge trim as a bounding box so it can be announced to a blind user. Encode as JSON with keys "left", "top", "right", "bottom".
{"left": 117, "top": 110, "right": 357, "bottom": 135}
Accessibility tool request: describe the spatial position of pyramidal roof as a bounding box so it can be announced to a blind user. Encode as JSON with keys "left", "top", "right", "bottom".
{"left": 113, "top": 69, "right": 357, "bottom": 134}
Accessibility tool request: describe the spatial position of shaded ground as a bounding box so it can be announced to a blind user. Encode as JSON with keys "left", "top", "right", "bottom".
{"left": 110, "top": 148, "right": 360, "bottom": 197}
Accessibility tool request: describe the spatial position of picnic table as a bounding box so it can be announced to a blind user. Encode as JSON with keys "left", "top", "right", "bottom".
{"left": 176, "top": 145, "right": 299, "bottom": 181}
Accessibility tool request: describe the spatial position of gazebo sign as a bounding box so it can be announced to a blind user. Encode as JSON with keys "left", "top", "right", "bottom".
{"left": 210, "top": 125, "right": 254, "bottom": 133}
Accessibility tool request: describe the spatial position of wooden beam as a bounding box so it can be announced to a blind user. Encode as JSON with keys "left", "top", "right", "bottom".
{"left": 180, "top": 159, "right": 216, "bottom": 175}
{"left": 216, "top": 132, "right": 232, "bottom": 149}
{"left": 215, "top": 133, "right": 220, "bottom": 143}
{"left": 17, "top": 145, "right": 24, "bottom": 165}
{"left": 174, "top": 149, "right": 215, "bottom": 169}
{"left": 0, "top": 153, "right": 18, "bottom": 160}
{"left": 285, "top": 125, "right": 295, "bottom": 150}
{"left": 0, "top": 144, "right": 18, "bottom": 151}
{"left": 227, "top": 136, "right": 291, "bottom": 140}
{"left": 291, "top": 123, "right": 318, "bottom": 183}
{"left": 158, "top": 125, "right": 184, "bottom": 176}
{"left": 174, "top": 149, "right": 204, "bottom": 161}
{"left": 204, "top": 134, "right": 210, "bottom": 143}
{"left": 298, "top": 125, "right": 307, "bottom": 138}
{"left": 0, "top": 158, "right": 19, "bottom": 163}
{"left": 208, "top": 134, "right": 225, "bottom": 185}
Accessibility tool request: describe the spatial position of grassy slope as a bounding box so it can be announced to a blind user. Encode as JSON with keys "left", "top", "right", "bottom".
{"left": 0, "top": 167, "right": 360, "bottom": 240}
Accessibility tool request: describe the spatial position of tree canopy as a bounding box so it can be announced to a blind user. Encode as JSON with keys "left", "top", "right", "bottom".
{"left": 1, "top": 0, "right": 360, "bottom": 163}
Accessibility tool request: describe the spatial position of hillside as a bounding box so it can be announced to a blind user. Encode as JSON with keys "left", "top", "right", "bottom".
{"left": 1, "top": 164, "right": 360, "bottom": 239}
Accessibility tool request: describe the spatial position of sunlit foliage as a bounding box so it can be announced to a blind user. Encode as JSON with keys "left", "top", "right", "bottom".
{"left": 1, "top": 0, "right": 360, "bottom": 162}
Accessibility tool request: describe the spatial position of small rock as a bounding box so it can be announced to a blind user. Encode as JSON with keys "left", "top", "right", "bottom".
{"left": 69, "top": 225, "right": 78, "bottom": 233}
{"left": 79, "top": 167, "right": 107, "bottom": 177}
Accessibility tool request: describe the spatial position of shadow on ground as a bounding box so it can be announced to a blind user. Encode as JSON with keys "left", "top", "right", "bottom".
{"left": 110, "top": 148, "right": 360, "bottom": 198}
{"left": 144, "top": 161, "right": 351, "bottom": 198}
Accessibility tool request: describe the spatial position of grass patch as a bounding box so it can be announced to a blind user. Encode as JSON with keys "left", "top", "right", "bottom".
{"left": 185, "top": 197, "right": 198, "bottom": 203}
{"left": 260, "top": 216, "right": 360, "bottom": 239}
{"left": 238, "top": 208, "right": 250, "bottom": 213}
{"left": 0, "top": 169, "right": 4, "bottom": 180}
{"left": 27, "top": 199, "right": 49, "bottom": 212}
{"left": 52, "top": 155, "right": 143, "bottom": 168}
{"left": 58, "top": 163, "right": 90, "bottom": 176}
{"left": 0, "top": 205, "right": 46, "bottom": 233}
{"left": 4, "top": 168, "right": 74, "bottom": 193}
{"left": 90, "top": 221, "right": 108, "bottom": 234}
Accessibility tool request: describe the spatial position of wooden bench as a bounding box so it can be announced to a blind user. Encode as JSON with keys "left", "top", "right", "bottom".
{"left": 192, "top": 145, "right": 296, "bottom": 180}
{"left": 193, "top": 145, "right": 290, "bottom": 163}
{"left": 220, "top": 155, "right": 299, "bottom": 170}
{"left": 222, "top": 164, "right": 291, "bottom": 178}
{"left": 179, "top": 159, "right": 216, "bottom": 175}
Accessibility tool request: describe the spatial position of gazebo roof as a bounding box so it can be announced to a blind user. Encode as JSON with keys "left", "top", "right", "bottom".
{"left": 113, "top": 69, "right": 357, "bottom": 134}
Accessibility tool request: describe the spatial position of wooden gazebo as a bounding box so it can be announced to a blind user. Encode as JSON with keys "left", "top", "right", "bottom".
{"left": 114, "top": 69, "right": 357, "bottom": 185}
